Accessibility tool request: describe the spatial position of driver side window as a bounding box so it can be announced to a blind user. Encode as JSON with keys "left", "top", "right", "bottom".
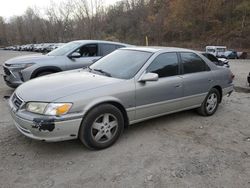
{"left": 75, "top": 44, "right": 98, "bottom": 57}
{"left": 146, "top": 52, "right": 179, "bottom": 78}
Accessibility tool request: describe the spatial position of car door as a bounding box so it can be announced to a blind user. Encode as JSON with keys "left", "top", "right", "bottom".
{"left": 179, "top": 52, "right": 213, "bottom": 107}
{"left": 135, "top": 52, "right": 183, "bottom": 120}
{"left": 67, "top": 43, "right": 102, "bottom": 70}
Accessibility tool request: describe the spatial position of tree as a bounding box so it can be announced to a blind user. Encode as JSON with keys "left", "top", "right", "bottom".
{"left": 0, "top": 17, "right": 7, "bottom": 45}
{"left": 0, "top": 0, "right": 249, "bottom": 49}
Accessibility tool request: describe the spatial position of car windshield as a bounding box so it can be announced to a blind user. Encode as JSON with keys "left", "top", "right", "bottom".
{"left": 90, "top": 49, "right": 152, "bottom": 79}
{"left": 207, "top": 49, "right": 215, "bottom": 53}
{"left": 216, "top": 48, "right": 226, "bottom": 52}
{"left": 47, "top": 42, "right": 81, "bottom": 56}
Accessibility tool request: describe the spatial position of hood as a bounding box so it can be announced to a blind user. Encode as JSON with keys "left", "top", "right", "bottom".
{"left": 15, "top": 70, "right": 123, "bottom": 102}
{"left": 4, "top": 54, "right": 56, "bottom": 65}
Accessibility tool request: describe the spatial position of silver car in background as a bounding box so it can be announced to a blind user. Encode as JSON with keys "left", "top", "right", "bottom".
{"left": 3, "top": 40, "right": 131, "bottom": 88}
{"left": 9, "top": 47, "right": 234, "bottom": 150}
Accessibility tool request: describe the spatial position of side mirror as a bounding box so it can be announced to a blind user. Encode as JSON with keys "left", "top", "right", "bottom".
{"left": 139, "top": 73, "right": 159, "bottom": 82}
{"left": 69, "top": 52, "right": 81, "bottom": 59}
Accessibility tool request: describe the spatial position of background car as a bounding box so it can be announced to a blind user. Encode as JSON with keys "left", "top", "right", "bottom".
{"left": 2, "top": 40, "right": 132, "bottom": 88}
{"left": 33, "top": 43, "right": 45, "bottom": 52}
{"left": 205, "top": 46, "right": 227, "bottom": 57}
{"left": 201, "top": 52, "right": 230, "bottom": 68}
{"left": 237, "top": 52, "right": 248, "bottom": 59}
{"left": 45, "top": 43, "right": 65, "bottom": 52}
{"left": 9, "top": 47, "right": 234, "bottom": 149}
{"left": 224, "top": 50, "right": 238, "bottom": 59}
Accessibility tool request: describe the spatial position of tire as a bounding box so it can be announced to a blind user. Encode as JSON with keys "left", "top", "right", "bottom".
{"left": 36, "top": 71, "right": 54, "bottom": 77}
{"left": 197, "top": 88, "right": 220, "bottom": 116}
{"left": 79, "top": 104, "right": 124, "bottom": 150}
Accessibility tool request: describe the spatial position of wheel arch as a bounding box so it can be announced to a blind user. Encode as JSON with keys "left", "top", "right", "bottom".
{"left": 212, "top": 85, "right": 222, "bottom": 103}
{"left": 82, "top": 99, "right": 129, "bottom": 128}
{"left": 30, "top": 66, "right": 62, "bottom": 78}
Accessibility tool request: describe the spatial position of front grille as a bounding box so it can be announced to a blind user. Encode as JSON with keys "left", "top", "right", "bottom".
{"left": 4, "top": 67, "right": 11, "bottom": 75}
{"left": 12, "top": 94, "right": 23, "bottom": 109}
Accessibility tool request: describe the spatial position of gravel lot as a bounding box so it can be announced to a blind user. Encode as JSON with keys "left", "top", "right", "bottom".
{"left": 0, "top": 50, "right": 250, "bottom": 188}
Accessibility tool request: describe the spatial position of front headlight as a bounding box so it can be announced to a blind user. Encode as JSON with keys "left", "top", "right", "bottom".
{"left": 26, "top": 102, "right": 72, "bottom": 116}
{"left": 9, "top": 63, "right": 35, "bottom": 69}
{"left": 45, "top": 103, "right": 72, "bottom": 116}
{"left": 26, "top": 102, "right": 47, "bottom": 114}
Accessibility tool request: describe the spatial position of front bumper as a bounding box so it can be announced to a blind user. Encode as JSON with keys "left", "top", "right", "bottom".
{"left": 8, "top": 93, "right": 83, "bottom": 142}
{"left": 3, "top": 65, "right": 23, "bottom": 88}
{"left": 3, "top": 75, "right": 22, "bottom": 88}
{"left": 10, "top": 109, "right": 82, "bottom": 142}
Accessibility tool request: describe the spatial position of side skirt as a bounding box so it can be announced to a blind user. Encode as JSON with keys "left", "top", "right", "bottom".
{"left": 129, "top": 104, "right": 201, "bottom": 125}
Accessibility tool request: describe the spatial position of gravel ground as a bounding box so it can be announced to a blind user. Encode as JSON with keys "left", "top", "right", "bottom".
{"left": 0, "top": 50, "right": 250, "bottom": 188}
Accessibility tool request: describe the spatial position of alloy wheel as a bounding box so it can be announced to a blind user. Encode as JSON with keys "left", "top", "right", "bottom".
{"left": 91, "top": 113, "right": 118, "bottom": 143}
{"left": 206, "top": 93, "right": 218, "bottom": 113}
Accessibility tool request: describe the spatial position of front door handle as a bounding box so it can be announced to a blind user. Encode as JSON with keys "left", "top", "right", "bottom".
{"left": 175, "top": 85, "right": 182, "bottom": 88}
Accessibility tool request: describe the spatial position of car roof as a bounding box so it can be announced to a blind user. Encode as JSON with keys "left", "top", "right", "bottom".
{"left": 121, "top": 46, "right": 196, "bottom": 53}
{"left": 72, "top": 40, "right": 132, "bottom": 47}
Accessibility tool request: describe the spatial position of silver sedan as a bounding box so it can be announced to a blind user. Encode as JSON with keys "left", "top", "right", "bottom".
{"left": 8, "top": 47, "right": 234, "bottom": 149}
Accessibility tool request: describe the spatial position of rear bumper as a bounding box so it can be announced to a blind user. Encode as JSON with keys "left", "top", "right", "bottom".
{"left": 223, "top": 85, "right": 234, "bottom": 96}
{"left": 10, "top": 109, "right": 82, "bottom": 142}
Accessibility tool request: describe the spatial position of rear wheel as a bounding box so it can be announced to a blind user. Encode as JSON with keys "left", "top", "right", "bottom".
{"left": 79, "top": 104, "right": 124, "bottom": 150}
{"left": 197, "top": 88, "right": 220, "bottom": 116}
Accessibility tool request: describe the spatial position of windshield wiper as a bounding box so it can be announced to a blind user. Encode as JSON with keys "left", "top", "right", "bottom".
{"left": 86, "top": 66, "right": 92, "bottom": 71}
{"left": 93, "top": 69, "right": 112, "bottom": 77}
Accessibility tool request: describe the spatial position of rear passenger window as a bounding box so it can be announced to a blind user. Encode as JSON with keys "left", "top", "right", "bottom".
{"left": 147, "top": 53, "right": 179, "bottom": 78}
{"left": 100, "top": 44, "right": 117, "bottom": 56}
{"left": 181, "top": 52, "right": 210, "bottom": 74}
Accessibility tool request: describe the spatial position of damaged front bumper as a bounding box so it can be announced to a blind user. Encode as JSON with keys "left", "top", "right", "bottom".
{"left": 9, "top": 96, "right": 83, "bottom": 142}
{"left": 10, "top": 110, "right": 82, "bottom": 142}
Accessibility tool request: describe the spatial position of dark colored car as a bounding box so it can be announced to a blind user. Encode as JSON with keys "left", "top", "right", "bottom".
{"left": 201, "top": 52, "right": 230, "bottom": 68}
{"left": 224, "top": 50, "right": 238, "bottom": 59}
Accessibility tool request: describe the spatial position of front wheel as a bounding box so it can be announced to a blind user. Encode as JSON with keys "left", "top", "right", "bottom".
{"left": 197, "top": 88, "right": 220, "bottom": 116}
{"left": 79, "top": 104, "right": 124, "bottom": 150}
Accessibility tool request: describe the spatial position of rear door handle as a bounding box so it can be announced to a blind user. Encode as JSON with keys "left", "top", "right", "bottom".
{"left": 208, "top": 79, "right": 213, "bottom": 82}
{"left": 175, "top": 85, "right": 182, "bottom": 88}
